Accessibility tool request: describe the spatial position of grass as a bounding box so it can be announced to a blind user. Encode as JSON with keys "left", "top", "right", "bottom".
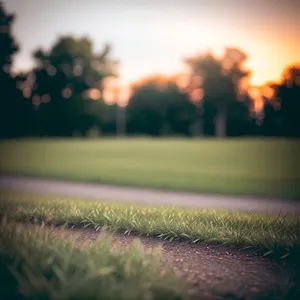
{"left": 0, "top": 138, "right": 299, "bottom": 198}
{"left": 1, "top": 190, "right": 300, "bottom": 300}
{"left": 0, "top": 220, "right": 190, "bottom": 300}
{"left": 1, "top": 190, "right": 300, "bottom": 260}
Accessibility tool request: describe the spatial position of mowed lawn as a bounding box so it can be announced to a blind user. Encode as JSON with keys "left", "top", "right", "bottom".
{"left": 0, "top": 138, "right": 299, "bottom": 198}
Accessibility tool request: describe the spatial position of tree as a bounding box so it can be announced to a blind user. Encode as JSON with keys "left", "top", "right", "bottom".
{"left": 126, "top": 75, "right": 196, "bottom": 136}
{"left": 276, "top": 65, "right": 300, "bottom": 137}
{"left": 227, "top": 93, "right": 256, "bottom": 137}
{"left": 0, "top": 2, "right": 33, "bottom": 138}
{"left": 262, "top": 65, "right": 300, "bottom": 137}
{"left": 260, "top": 83, "right": 281, "bottom": 136}
{"left": 0, "top": 2, "right": 18, "bottom": 75}
{"left": 22, "top": 36, "right": 118, "bottom": 136}
{"left": 184, "top": 48, "right": 250, "bottom": 138}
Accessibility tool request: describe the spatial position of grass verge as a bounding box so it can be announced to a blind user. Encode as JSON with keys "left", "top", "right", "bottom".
{"left": 0, "top": 220, "right": 191, "bottom": 300}
{"left": 1, "top": 189, "right": 300, "bottom": 299}
{"left": 1, "top": 189, "right": 300, "bottom": 260}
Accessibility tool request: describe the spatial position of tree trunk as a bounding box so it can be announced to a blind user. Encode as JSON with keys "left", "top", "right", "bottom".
{"left": 116, "top": 105, "right": 126, "bottom": 136}
{"left": 215, "top": 109, "right": 227, "bottom": 138}
{"left": 189, "top": 119, "right": 203, "bottom": 138}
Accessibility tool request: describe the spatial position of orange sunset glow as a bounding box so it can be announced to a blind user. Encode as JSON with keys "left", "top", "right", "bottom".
{"left": 4, "top": 0, "right": 300, "bottom": 93}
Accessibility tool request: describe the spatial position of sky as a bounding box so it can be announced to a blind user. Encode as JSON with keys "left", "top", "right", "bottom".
{"left": 3, "top": 0, "right": 300, "bottom": 89}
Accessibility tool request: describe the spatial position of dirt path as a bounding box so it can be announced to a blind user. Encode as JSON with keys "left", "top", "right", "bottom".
{"left": 52, "top": 227, "right": 291, "bottom": 300}
{"left": 1, "top": 175, "right": 300, "bottom": 214}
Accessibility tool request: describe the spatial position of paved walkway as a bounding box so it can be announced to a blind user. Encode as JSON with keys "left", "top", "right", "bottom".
{"left": 1, "top": 175, "right": 300, "bottom": 214}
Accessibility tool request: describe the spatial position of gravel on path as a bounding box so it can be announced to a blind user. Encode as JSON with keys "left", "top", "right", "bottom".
{"left": 53, "top": 227, "right": 292, "bottom": 300}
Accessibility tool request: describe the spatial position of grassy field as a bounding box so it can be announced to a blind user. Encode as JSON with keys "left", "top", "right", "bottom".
{"left": 0, "top": 138, "right": 299, "bottom": 198}
{"left": 1, "top": 190, "right": 299, "bottom": 259}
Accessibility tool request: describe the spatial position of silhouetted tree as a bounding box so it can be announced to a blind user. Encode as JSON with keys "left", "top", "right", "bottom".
{"left": 260, "top": 83, "right": 281, "bottom": 136}
{"left": 126, "top": 75, "right": 196, "bottom": 136}
{"left": 23, "top": 36, "right": 118, "bottom": 136}
{"left": 0, "top": 2, "right": 33, "bottom": 138}
{"left": 184, "top": 48, "right": 251, "bottom": 138}
{"left": 262, "top": 65, "right": 300, "bottom": 137}
{"left": 227, "top": 93, "right": 256, "bottom": 137}
{"left": 276, "top": 65, "right": 300, "bottom": 137}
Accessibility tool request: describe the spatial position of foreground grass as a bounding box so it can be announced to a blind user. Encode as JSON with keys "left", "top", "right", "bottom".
{"left": 1, "top": 190, "right": 300, "bottom": 260}
{"left": 0, "top": 138, "right": 299, "bottom": 198}
{"left": 0, "top": 221, "right": 190, "bottom": 300}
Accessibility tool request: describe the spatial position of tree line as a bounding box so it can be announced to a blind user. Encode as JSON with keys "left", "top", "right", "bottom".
{"left": 1, "top": 2, "right": 299, "bottom": 139}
